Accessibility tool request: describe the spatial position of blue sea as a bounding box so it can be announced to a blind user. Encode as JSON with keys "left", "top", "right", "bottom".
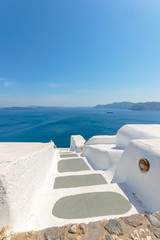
{"left": 0, "top": 107, "right": 160, "bottom": 147}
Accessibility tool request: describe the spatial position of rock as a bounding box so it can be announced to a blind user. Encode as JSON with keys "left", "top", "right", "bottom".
{"left": 59, "top": 227, "right": 65, "bottom": 240}
{"left": 104, "top": 219, "right": 123, "bottom": 235}
{"left": 68, "top": 225, "right": 77, "bottom": 234}
{"left": 130, "top": 228, "right": 151, "bottom": 240}
{"left": 79, "top": 223, "right": 87, "bottom": 234}
{"left": 148, "top": 224, "right": 160, "bottom": 238}
{"left": 121, "top": 214, "right": 143, "bottom": 227}
{"left": 43, "top": 227, "right": 58, "bottom": 240}
{"left": 145, "top": 212, "right": 160, "bottom": 228}
{"left": 84, "top": 222, "right": 103, "bottom": 240}
{"left": 36, "top": 231, "right": 45, "bottom": 240}
{"left": 105, "top": 235, "right": 113, "bottom": 240}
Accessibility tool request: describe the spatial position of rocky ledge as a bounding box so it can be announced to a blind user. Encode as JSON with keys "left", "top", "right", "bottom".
{"left": 1, "top": 213, "right": 160, "bottom": 240}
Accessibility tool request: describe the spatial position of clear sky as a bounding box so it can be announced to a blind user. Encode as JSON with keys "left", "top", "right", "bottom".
{"left": 0, "top": 0, "right": 160, "bottom": 107}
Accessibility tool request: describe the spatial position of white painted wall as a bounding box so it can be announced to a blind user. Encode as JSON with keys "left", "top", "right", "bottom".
{"left": 82, "top": 124, "right": 160, "bottom": 184}
{"left": 116, "top": 124, "right": 160, "bottom": 149}
{"left": 113, "top": 139, "right": 160, "bottom": 211}
{"left": 0, "top": 142, "right": 56, "bottom": 231}
{"left": 82, "top": 144, "right": 123, "bottom": 183}
{"left": 81, "top": 135, "right": 121, "bottom": 183}
{"left": 70, "top": 135, "right": 85, "bottom": 153}
{"left": 0, "top": 175, "right": 10, "bottom": 229}
{"left": 85, "top": 135, "right": 116, "bottom": 145}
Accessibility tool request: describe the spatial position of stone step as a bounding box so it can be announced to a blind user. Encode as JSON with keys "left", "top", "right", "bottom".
{"left": 52, "top": 191, "right": 132, "bottom": 219}
{"left": 54, "top": 173, "right": 107, "bottom": 189}
{"left": 58, "top": 158, "right": 90, "bottom": 173}
{"left": 60, "top": 153, "right": 79, "bottom": 158}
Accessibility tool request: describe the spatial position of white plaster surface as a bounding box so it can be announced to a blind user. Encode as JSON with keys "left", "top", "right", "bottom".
{"left": 116, "top": 124, "right": 160, "bottom": 149}
{"left": 113, "top": 139, "right": 160, "bottom": 212}
{"left": 85, "top": 135, "right": 116, "bottom": 145}
{"left": 82, "top": 144, "right": 123, "bottom": 183}
{"left": 0, "top": 142, "right": 50, "bottom": 164}
{"left": 82, "top": 124, "right": 160, "bottom": 183}
{"left": 70, "top": 135, "right": 85, "bottom": 152}
{"left": 0, "top": 142, "right": 56, "bottom": 232}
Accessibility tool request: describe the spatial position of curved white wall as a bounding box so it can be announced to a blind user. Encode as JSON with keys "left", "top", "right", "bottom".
{"left": 85, "top": 135, "right": 116, "bottom": 145}
{"left": 116, "top": 124, "right": 160, "bottom": 149}
{"left": 113, "top": 139, "right": 160, "bottom": 211}
{"left": 0, "top": 142, "right": 56, "bottom": 231}
{"left": 83, "top": 144, "right": 123, "bottom": 183}
{"left": 0, "top": 176, "right": 10, "bottom": 229}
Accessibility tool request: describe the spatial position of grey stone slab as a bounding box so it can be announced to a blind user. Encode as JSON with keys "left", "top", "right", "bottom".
{"left": 84, "top": 222, "right": 103, "bottom": 240}
{"left": 79, "top": 223, "right": 87, "bottom": 234}
{"left": 43, "top": 227, "right": 58, "bottom": 240}
{"left": 58, "top": 158, "right": 90, "bottom": 173}
{"left": 148, "top": 224, "right": 160, "bottom": 238}
{"left": 54, "top": 174, "right": 107, "bottom": 189}
{"left": 121, "top": 214, "right": 143, "bottom": 227}
{"left": 42, "top": 226, "right": 65, "bottom": 240}
{"left": 145, "top": 212, "right": 160, "bottom": 228}
{"left": 60, "top": 153, "right": 78, "bottom": 158}
{"left": 52, "top": 192, "right": 131, "bottom": 219}
{"left": 105, "top": 236, "right": 114, "bottom": 240}
{"left": 104, "top": 219, "right": 123, "bottom": 235}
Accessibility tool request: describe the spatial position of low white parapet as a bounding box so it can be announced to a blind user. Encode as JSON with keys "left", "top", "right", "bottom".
{"left": 85, "top": 135, "right": 116, "bottom": 145}
{"left": 0, "top": 141, "right": 56, "bottom": 231}
{"left": 83, "top": 144, "right": 123, "bottom": 183}
{"left": 70, "top": 135, "right": 85, "bottom": 153}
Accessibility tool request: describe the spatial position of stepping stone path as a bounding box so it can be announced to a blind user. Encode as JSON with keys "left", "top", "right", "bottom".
{"left": 7, "top": 149, "right": 160, "bottom": 240}
{"left": 54, "top": 173, "right": 107, "bottom": 189}
{"left": 58, "top": 158, "right": 90, "bottom": 172}
{"left": 60, "top": 153, "right": 79, "bottom": 158}
{"left": 53, "top": 150, "right": 132, "bottom": 221}
{"left": 52, "top": 192, "right": 131, "bottom": 219}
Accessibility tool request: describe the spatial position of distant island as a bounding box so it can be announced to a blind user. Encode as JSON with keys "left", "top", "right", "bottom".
{"left": 0, "top": 106, "right": 57, "bottom": 110}
{"left": 94, "top": 101, "right": 160, "bottom": 111}
{"left": 95, "top": 102, "right": 134, "bottom": 109}
{"left": 0, "top": 107, "right": 35, "bottom": 110}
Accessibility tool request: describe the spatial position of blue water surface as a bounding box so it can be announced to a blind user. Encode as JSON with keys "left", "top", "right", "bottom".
{"left": 0, "top": 107, "right": 160, "bottom": 147}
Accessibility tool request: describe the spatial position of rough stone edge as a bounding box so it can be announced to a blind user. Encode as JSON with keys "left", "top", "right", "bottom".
{"left": 2, "top": 212, "right": 160, "bottom": 240}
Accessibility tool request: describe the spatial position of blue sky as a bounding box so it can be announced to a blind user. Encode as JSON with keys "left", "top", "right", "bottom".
{"left": 0, "top": 0, "right": 160, "bottom": 106}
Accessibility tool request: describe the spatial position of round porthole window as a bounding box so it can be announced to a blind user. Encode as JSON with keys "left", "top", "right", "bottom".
{"left": 139, "top": 158, "right": 150, "bottom": 172}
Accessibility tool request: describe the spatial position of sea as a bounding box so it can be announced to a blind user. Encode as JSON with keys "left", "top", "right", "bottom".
{"left": 0, "top": 107, "right": 160, "bottom": 148}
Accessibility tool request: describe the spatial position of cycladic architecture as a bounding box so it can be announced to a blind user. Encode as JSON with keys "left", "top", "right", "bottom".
{"left": 1, "top": 124, "right": 160, "bottom": 233}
